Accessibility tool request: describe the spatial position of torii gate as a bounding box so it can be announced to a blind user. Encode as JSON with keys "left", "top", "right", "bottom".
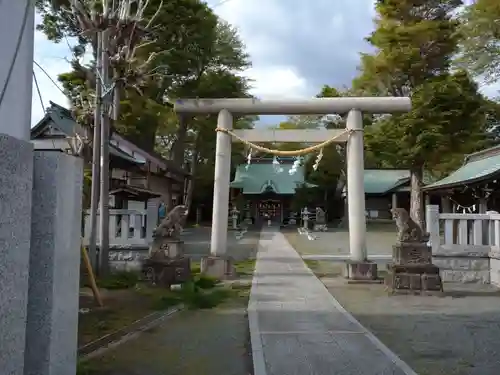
{"left": 174, "top": 97, "right": 411, "bottom": 278}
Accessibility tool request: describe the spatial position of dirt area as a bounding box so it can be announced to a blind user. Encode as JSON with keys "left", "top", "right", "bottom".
{"left": 303, "top": 259, "right": 500, "bottom": 375}
{"left": 78, "top": 227, "right": 259, "bottom": 348}
{"left": 78, "top": 280, "right": 253, "bottom": 375}
{"left": 79, "top": 258, "right": 256, "bottom": 348}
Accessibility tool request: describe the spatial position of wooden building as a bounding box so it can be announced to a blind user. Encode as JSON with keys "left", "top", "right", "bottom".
{"left": 230, "top": 158, "right": 311, "bottom": 225}
{"left": 424, "top": 145, "right": 500, "bottom": 213}
{"left": 30, "top": 101, "right": 189, "bottom": 211}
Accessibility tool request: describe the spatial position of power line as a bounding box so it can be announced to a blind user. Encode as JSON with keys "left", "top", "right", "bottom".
{"left": 33, "top": 60, "right": 66, "bottom": 97}
{"left": 32, "top": 70, "right": 45, "bottom": 113}
{"left": 0, "top": 0, "right": 31, "bottom": 107}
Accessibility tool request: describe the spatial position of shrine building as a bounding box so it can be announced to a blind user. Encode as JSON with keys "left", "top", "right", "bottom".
{"left": 230, "top": 157, "right": 311, "bottom": 225}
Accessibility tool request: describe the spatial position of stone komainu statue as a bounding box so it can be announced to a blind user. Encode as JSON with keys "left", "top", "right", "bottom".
{"left": 153, "top": 204, "right": 189, "bottom": 240}
{"left": 390, "top": 208, "right": 429, "bottom": 243}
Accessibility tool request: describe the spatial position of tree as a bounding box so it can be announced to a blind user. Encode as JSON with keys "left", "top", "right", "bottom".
{"left": 353, "top": 0, "right": 490, "bottom": 227}
{"left": 458, "top": 0, "right": 500, "bottom": 83}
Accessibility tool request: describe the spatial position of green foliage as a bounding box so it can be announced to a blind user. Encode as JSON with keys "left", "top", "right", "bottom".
{"left": 97, "top": 271, "right": 140, "bottom": 290}
{"left": 458, "top": 0, "right": 500, "bottom": 83}
{"left": 354, "top": 0, "right": 490, "bottom": 222}
{"left": 365, "top": 71, "right": 488, "bottom": 170}
{"left": 194, "top": 275, "right": 219, "bottom": 289}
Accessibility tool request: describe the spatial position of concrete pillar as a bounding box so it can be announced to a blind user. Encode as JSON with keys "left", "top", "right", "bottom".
{"left": 425, "top": 205, "right": 440, "bottom": 253}
{"left": 391, "top": 193, "right": 398, "bottom": 209}
{"left": 0, "top": 0, "right": 34, "bottom": 141}
{"left": 0, "top": 2, "right": 35, "bottom": 374}
{"left": 24, "top": 151, "right": 83, "bottom": 375}
{"left": 146, "top": 197, "right": 161, "bottom": 242}
{"left": 202, "top": 110, "right": 235, "bottom": 279}
{"left": 346, "top": 109, "right": 367, "bottom": 262}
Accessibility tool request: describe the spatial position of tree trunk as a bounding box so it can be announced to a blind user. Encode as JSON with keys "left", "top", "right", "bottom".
{"left": 181, "top": 135, "right": 201, "bottom": 227}
{"left": 410, "top": 167, "right": 424, "bottom": 229}
{"left": 172, "top": 115, "right": 189, "bottom": 165}
{"left": 184, "top": 151, "right": 199, "bottom": 214}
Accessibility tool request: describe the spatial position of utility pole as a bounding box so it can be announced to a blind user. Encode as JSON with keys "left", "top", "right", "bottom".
{"left": 88, "top": 31, "right": 102, "bottom": 270}
{"left": 98, "top": 28, "right": 111, "bottom": 275}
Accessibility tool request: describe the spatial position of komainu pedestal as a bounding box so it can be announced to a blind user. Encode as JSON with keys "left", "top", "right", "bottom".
{"left": 385, "top": 208, "right": 443, "bottom": 295}
{"left": 142, "top": 205, "right": 192, "bottom": 287}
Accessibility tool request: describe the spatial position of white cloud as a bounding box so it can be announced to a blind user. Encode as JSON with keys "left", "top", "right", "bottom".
{"left": 243, "top": 66, "right": 310, "bottom": 99}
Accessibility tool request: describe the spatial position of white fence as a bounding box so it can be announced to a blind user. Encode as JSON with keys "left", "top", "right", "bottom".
{"left": 83, "top": 207, "right": 158, "bottom": 248}
{"left": 426, "top": 205, "right": 500, "bottom": 286}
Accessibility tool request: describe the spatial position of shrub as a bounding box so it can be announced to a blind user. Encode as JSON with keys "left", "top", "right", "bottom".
{"left": 97, "top": 271, "right": 139, "bottom": 290}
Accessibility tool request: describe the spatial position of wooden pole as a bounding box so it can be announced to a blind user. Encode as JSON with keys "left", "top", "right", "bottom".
{"left": 88, "top": 31, "right": 102, "bottom": 271}
{"left": 81, "top": 245, "right": 103, "bottom": 307}
{"left": 98, "top": 28, "right": 111, "bottom": 275}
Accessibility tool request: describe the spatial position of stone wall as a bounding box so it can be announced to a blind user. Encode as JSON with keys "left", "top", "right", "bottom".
{"left": 432, "top": 251, "right": 490, "bottom": 284}
{"left": 490, "top": 251, "right": 500, "bottom": 287}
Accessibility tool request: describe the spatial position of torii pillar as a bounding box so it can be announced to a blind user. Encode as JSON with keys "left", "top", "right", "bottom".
{"left": 174, "top": 97, "right": 411, "bottom": 280}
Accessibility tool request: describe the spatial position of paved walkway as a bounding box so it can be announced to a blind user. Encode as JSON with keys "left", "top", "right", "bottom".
{"left": 248, "top": 228, "right": 417, "bottom": 375}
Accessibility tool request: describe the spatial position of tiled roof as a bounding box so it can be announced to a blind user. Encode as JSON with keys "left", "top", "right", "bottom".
{"left": 425, "top": 148, "right": 500, "bottom": 190}
{"left": 364, "top": 169, "right": 410, "bottom": 194}
{"left": 231, "top": 161, "right": 306, "bottom": 194}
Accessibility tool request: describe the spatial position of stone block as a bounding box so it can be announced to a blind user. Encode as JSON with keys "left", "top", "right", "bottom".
{"left": 142, "top": 257, "right": 191, "bottom": 287}
{"left": 149, "top": 239, "right": 184, "bottom": 258}
{"left": 490, "top": 258, "right": 500, "bottom": 287}
{"left": 24, "top": 151, "right": 83, "bottom": 375}
{"left": 0, "top": 134, "right": 33, "bottom": 375}
{"left": 421, "top": 274, "right": 444, "bottom": 292}
{"left": 433, "top": 256, "right": 489, "bottom": 271}
{"left": 392, "top": 243, "right": 432, "bottom": 265}
{"left": 440, "top": 269, "right": 490, "bottom": 284}
{"left": 201, "top": 256, "right": 236, "bottom": 280}
{"left": 387, "top": 263, "right": 440, "bottom": 275}
{"left": 343, "top": 261, "right": 378, "bottom": 280}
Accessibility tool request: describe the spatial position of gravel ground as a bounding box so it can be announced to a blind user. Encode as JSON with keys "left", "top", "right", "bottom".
{"left": 322, "top": 277, "right": 500, "bottom": 375}
{"left": 80, "top": 285, "right": 253, "bottom": 375}
{"left": 286, "top": 227, "right": 500, "bottom": 375}
{"left": 182, "top": 227, "right": 260, "bottom": 261}
{"left": 283, "top": 226, "right": 396, "bottom": 257}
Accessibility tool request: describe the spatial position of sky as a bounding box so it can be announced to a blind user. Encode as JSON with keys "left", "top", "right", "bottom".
{"left": 32, "top": 0, "right": 500, "bottom": 127}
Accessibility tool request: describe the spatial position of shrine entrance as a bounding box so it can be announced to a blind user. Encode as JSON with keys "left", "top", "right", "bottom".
{"left": 257, "top": 198, "right": 282, "bottom": 224}
{"left": 173, "top": 97, "right": 411, "bottom": 268}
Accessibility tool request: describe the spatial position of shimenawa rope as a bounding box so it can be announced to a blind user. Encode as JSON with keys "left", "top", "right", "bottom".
{"left": 215, "top": 127, "right": 360, "bottom": 156}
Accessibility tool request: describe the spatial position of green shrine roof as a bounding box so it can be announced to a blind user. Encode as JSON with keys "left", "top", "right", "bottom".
{"left": 425, "top": 145, "right": 500, "bottom": 190}
{"left": 364, "top": 169, "right": 410, "bottom": 194}
{"left": 231, "top": 161, "right": 307, "bottom": 194}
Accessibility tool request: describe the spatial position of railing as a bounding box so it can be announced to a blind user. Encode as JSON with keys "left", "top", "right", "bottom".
{"left": 426, "top": 205, "right": 500, "bottom": 253}
{"left": 83, "top": 209, "right": 153, "bottom": 247}
{"left": 426, "top": 205, "right": 500, "bottom": 285}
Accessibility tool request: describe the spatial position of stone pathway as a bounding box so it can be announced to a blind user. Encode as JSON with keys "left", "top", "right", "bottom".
{"left": 248, "top": 228, "right": 417, "bottom": 375}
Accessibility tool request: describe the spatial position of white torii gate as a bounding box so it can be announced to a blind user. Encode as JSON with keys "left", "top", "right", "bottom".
{"left": 174, "top": 97, "right": 411, "bottom": 277}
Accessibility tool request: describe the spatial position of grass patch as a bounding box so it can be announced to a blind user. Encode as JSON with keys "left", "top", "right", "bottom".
{"left": 78, "top": 262, "right": 227, "bottom": 346}
{"left": 95, "top": 271, "right": 140, "bottom": 290}
{"left": 77, "top": 360, "right": 100, "bottom": 375}
{"left": 234, "top": 259, "right": 256, "bottom": 276}
{"left": 304, "top": 259, "right": 320, "bottom": 271}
